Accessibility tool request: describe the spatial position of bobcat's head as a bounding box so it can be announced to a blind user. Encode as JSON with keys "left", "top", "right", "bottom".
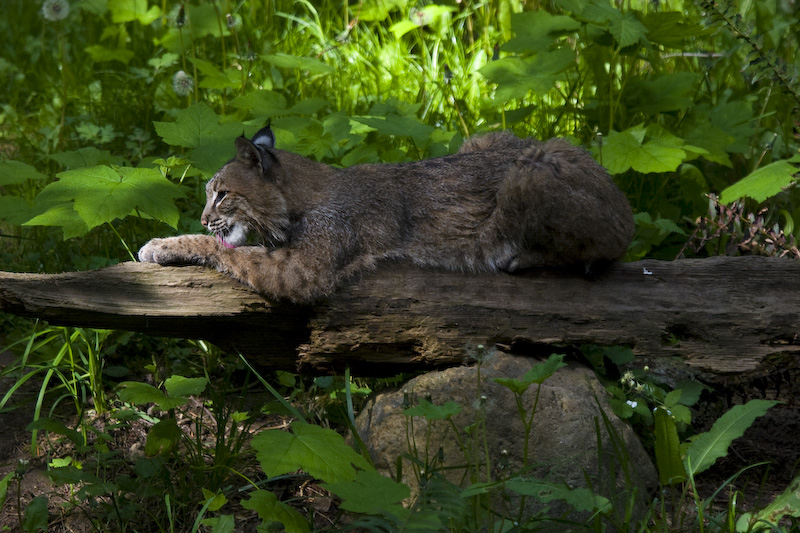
{"left": 202, "top": 126, "right": 290, "bottom": 249}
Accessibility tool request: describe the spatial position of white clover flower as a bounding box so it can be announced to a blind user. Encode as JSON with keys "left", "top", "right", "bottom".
{"left": 626, "top": 400, "right": 638, "bottom": 409}
{"left": 41, "top": 0, "right": 70, "bottom": 21}
{"left": 172, "top": 70, "right": 194, "bottom": 96}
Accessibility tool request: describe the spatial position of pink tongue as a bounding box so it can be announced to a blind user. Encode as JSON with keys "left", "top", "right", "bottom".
{"left": 216, "top": 234, "right": 237, "bottom": 249}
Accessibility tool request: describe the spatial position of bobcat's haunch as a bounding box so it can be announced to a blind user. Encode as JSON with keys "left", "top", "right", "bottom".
{"left": 138, "top": 127, "right": 634, "bottom": 303}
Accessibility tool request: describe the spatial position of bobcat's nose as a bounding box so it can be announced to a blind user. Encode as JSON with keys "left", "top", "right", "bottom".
{"left": 201, "top": 215, "right": 208, "bottom": 227}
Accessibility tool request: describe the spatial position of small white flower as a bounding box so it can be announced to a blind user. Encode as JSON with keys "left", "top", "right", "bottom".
{"left": 626, "top": 400, "right": 638, "bottom": 409}
{"left": 172, "top": 70, "right": 194, "bottom": 96}
{"left": 42, "top": 0, "right": 70, "bottom": 21}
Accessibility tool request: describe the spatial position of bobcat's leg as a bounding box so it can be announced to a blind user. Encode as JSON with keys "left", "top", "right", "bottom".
{"left": 138, "top": 235, "right": 343, "bottom": 303}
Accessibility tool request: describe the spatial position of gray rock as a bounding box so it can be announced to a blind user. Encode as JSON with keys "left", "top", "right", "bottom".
{"left": 354, "top": 351, "right": 657, "bottom": 528}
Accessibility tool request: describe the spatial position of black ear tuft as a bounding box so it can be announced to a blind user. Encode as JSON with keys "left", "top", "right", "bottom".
{"left": 251, "top": 123, "right": 275, "bottom": 152}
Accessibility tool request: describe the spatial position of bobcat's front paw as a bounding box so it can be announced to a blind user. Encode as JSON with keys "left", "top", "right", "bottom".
{"left": 138, "top": 236, "right": 216, "bottom": 266}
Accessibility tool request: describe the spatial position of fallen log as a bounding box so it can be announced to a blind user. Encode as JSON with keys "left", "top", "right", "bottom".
{"left": 1, "top": 257, "right": 798, "bottom": 379}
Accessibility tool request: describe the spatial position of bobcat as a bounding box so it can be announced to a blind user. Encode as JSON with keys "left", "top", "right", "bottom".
{"left": 138, "top": 126, "right": 634, "bottom": 303}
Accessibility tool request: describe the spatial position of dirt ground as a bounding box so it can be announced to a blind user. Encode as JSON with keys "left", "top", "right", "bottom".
{"left": 2, "top": 347, "right": 799, "bottom": 532}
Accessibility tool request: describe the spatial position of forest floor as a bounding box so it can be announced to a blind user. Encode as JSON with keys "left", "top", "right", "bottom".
{"left": 1, "top": 347, "right": 799, "bottom": 532}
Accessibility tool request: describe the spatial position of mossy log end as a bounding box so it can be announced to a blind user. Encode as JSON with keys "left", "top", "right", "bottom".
{"left": 1, "top": 257, "right": 798, "bottom": 379}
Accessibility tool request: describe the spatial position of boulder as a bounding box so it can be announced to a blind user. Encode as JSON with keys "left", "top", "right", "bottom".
{"left": 354, "top": 351, "right": 657, "bottom": 526}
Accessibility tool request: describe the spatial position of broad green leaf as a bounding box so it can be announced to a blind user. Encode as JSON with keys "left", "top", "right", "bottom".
{"left": 0, "top": 160, "right": 47, "bottom": 185}
{"left": 523, "top": 353, "right": 567, "bottom": 384}
{"left": 25, "top": 165, "right": 183, "bottom": 232}
{"left": 229, "top": 90, "right": 288, "bottom": 116}
{"left": 685, "top": 399, "right": 778, "bottom": 476}
{"left": 23, "top": 496, "right": 49, "bottom": 532}
{"left": 403, "top": 398, "right": 462, "bottom": 420}
{"left": 736, "top": 474, "right": 800, "bottom": 531}
{"left": 27, "top": 418, "right": 84, "bottom": 447}
{"left": 322, "top": 470, "right": 410, "bottom": 514}
{"left": 242, "top": 490, "right": 310, "bottom": 533}
{"left": 154, "top": 103, "right": 223, "bottom": 148}
{"left": 190, "top": 57, "right": 239, "bottom": 90}
{"left": 674, "top": 380, "right": 705, "bottom": 407}
{"left": 252, "top": 422, "right": 371, "bottom": 483}
{"left": 664, "top": 389, "right": 683, "bottom": 408}
{"left": 0, "top": 195, "right": 37, "bottom": 225}
{"left": 23, "top": 202, "right": 88, "bottom": 239}
{"left": 625, "top": 73, "right": 700, "bottom": 114}
{"left": 0, "top": 472, "right": 13, "bottom": 513}
{"left": 154, "top": 103, "right": 243, "bottom": 174}
{"left": 351, "top": 115, "right": 435, "bottom": 147}
{"left": 504, "top": 478, "right": 611, "bottom": 513}
{"left": 641, "top": 11, "right": 711, "bottom": 49}
{"left": 108, "top": 0, "right": 161, "bottom": 24}
{"left": 145, "top": 418, "right": 181, "bottom": 456}
{"left": 85, "top": 45, "right": 135, "bottom": 64}
{"left": 494, "top": 353, "right": 566, "bottom": 395}
{"left": 504, "top": 11, "right": 581, "bottom": 53}
{"left": 601, "top": 124, "right": 687, "bottom": 174}
{"left": 201, "top": 489, "right": 228, "bottom": 512}
{"left": 262, "top": 53, "right": 334, "bottom": 75}
{"left": 50, "top": 147, "right": 114, "bottom": 168}
{"left": 118, "top": 381, "right": 187, "bottom": 410}
{"left": 608, "top": 11, "right": 648, "bottom": 48}
{"left": 164, "top": 375, "right": 208, "bottom": 398}
{"left": 479, "top": 48, "right": 575, "bottom": 99}
{"left": 654, "top": 407, "right": 685, "bottom": 485}
{"left": 720, "top": 160, "right": 798, "bottom": 204}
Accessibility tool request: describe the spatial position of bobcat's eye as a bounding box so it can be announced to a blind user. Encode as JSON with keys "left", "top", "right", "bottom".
{"left": 214, "top": 190, "right": 228, "bottom": 205}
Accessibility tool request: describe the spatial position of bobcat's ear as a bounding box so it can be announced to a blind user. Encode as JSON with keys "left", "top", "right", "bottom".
{"left": 251, "top": 124, "right": 275, "bottom": 151}
{"left": 234, "top": 125, "right": 277, "bottom": 176}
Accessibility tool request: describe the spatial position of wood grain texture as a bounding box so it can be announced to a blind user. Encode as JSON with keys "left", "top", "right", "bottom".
{"left": 1, "top": 257, "right": 798, "bottom": 378}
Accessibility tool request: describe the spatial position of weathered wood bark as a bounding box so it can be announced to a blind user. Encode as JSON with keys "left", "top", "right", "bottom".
{"left": 1, "top": 257, "right": 799, "bottom": 379}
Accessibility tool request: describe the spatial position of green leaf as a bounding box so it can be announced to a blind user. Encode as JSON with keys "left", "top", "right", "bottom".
{"left": 608, "top": 11, "right": 648, "bottom": 48}
{"left": 118, "top": 381, "right": 187, "bottom": 410}
{"left": 23, "top": 202, "right": 88, "bottom": 239}
{"left": 504, "top": 11, "right": 581, "bottom": 53}
{"left": 85, "top": 45, "right": 135, "bottom": 64}
{"left": 241, "top": 490, "right": 310, "bottom": 533}
{"left": 252, "top": 422, "right": 371, "bottom": 483}
{"left": 720, "top": 160, "right": 798, "bottom": 204}
{"left": 674, "top": 380, "right": 705, "bottom": 407}
{"left": 50, "top": 147, "right": 114, "bottom": 168}
{"left": 403, "top": 398, "right": 462, "bottom": 420}
{"left": 654, "top": 407, "right": 685, "bottom": 485}
{"left": 351, "top": 114, "right": 435, "bottom": 147}
{"left": 479, "top": 48, "right": 575, "bottom": 100}
{"left": 201, "top": 489, "right": 228, "bottom": 512}
{"left": 685, "top": 399, "right": 778, "bottom": 476}
{"left": 164, "top": 375, "right": 208, "bottom": 398}
{"left": 494, "top": 353, "right": 566, "bottom": 395}
{"left": 23, "top": 496, "right": 49, "bottom": 532}
{"left": 322, "top": 470, "right": 410, "bottom": 514}
{"left": 26, "top": 418, "right": 84, "bottom": 447}
{"left": 504, "top": 478, "right": 611, "bottom": 513}
{"left": 190, "top": 57, "right": 239, "bottom": 90}
{"left": 601, "top": 124, "right": 687, "bottom": 174}
{"left": 145, "top": 418, "right": 182, "bottom": 456}
{"left": 524, "top": 353, "right": 567, "bottom": 384}
{"left": 25, "top": 165, "right": 183, "bottom": 233}
{"left": 229, "top": 90, "right": 288, "bottom": 116}
{"left": 0, "top": 160, "right": 48, "bottom": 185}
{"left": 625, "top": 73, "right": 700, "bottom": 114}
{"left": 154, "top": 103, "right": 243, "bottom": 174}
{"left": 0, "top": 195, "right": 37, "bottom": 225}
{"left": 262, "top": 53, "right": 334, "bottom": 75}
{"left": 736, "top": 474, "right": 800, "bottom": 531}
{"left": 108, "top": 0, "right": 161, "bottom": 24}
{"left": 641, "top": 11, "right": 711, "bottom": 49}
{"left": 0, "top": 472, "right": 13, "bottom": 513}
